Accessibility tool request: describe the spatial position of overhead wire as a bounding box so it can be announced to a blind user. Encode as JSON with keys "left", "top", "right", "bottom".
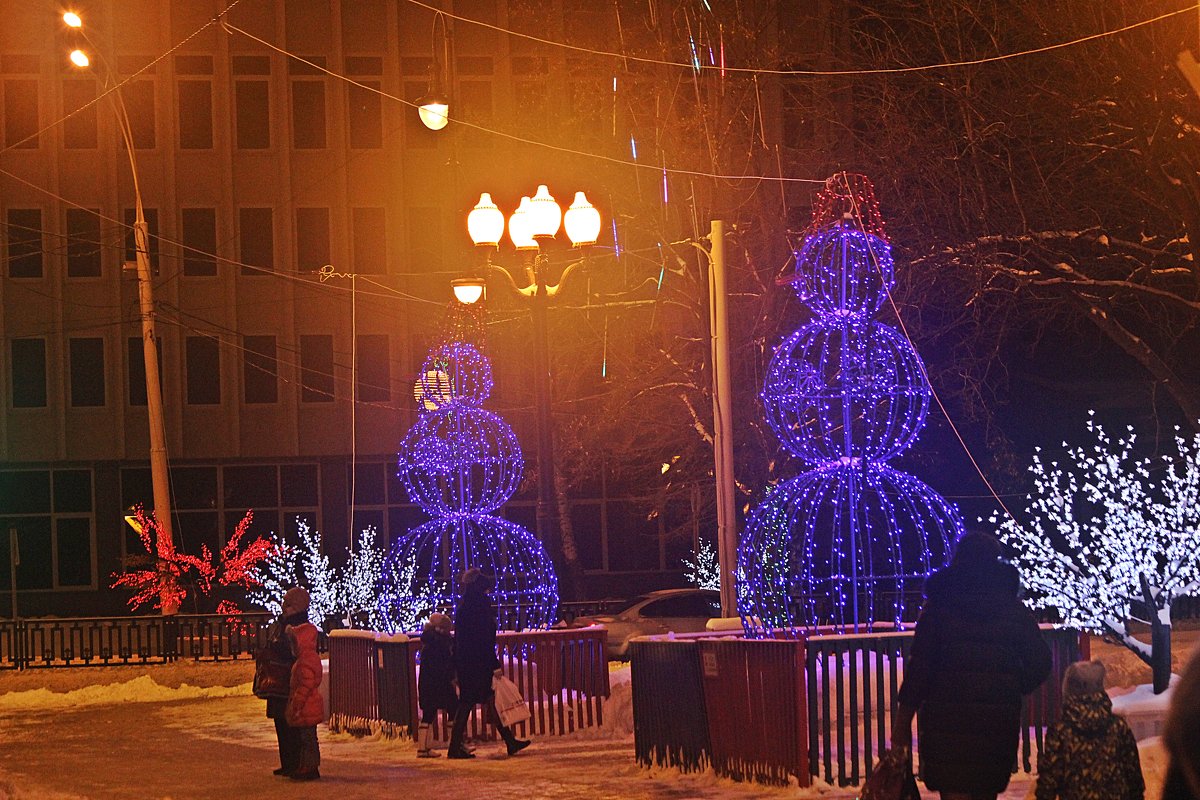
{"left": 402, "top": 0, "right": 1199, "bottom": 76}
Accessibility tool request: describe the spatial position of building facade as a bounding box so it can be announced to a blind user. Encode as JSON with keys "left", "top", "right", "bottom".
{"left": 0, "top": 0, "right": 823, "bottom": 615}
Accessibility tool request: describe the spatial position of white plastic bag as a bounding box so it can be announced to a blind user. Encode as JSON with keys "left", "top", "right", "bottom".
{"left": 493, "top": 673, "right": 531, "bottom": 727}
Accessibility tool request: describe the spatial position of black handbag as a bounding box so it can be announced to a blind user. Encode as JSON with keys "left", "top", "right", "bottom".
{"left": 252, "top": 650, "right": 291, "bottom": 699}
{"left": 860, "top": 747, "right": 920, "bottom": 800}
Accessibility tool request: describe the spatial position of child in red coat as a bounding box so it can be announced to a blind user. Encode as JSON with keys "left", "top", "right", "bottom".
{"left": 286, "top": 619, "right": 324, "bottom": 781}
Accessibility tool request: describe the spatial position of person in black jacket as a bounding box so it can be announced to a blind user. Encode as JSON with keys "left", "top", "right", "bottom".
{"left": 892, "top": 531, "right": 1052, "bottom": 800}
{"left": 447, "top": 568, "right": 530, "bottom": 759}
{"left": 416, "top": 612, "right": 457, "bottom": 758}
{"left": 263, "top": 587, "right": 310, "bottom": 777}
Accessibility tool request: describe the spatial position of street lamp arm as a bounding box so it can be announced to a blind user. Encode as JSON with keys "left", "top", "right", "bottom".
{"left": 482, "top": 262, "right": 538, "bottom": 299}
{"left": 543, "top": 257, "right": 589, "bottom": 299}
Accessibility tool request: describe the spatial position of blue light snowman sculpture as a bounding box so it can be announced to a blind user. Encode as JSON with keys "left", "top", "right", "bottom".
{"left": 738, "top": 177, "right": 963, "bottom": 634}
{"left": 377, "top": 339, "right": 559, "bottom": 632}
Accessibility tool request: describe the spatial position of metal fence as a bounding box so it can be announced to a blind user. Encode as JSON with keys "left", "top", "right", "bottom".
{"left": 630, "top": 625, "right": 1085, "bottom": 789}
{"left": 328, "top": 626, "right": 611, "bottom": 740}
{"left": 0, "top": 613, "right": 293, "bottom": 669}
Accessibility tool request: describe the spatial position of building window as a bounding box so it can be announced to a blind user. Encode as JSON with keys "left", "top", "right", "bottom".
{"left": 124, "top": 80, "right": 156, "bottom": 149}
{"left": 66, "top": 208, "right": 101, "bottom": 278}
{"left": 243, "top": 335, "right": 278, "bottom": 404}
{"left": 291, "top": 81, "right": 326, "bottom": 149}
{"left": 181, "top": 208, "right": 217, "bottom": 276}
{"left": 234, "top": 80, "right": 270, "bottom": 149}
{"left": 356, "top": 334, "right": 390, "bottom": 402}
{"left": 3, "top": 79, "right": 38, "bottom": 148}
{"left": 300, "top": 335, "right": 334, "bottom": 402}
{"left": 68, "top": 337, "right": 105, "bottom": 407}
{"left": 177, "top": 80, "right": 213, "bottom": 149}
{"left": 62, "top": 79, "right": 98, "bottom": 149}
{"left": 6, "top": 208, "right": 42, "bottom": 278}
{"left": 295, "top": 207, "right": 330, "bottom": 272}
{"left": 127, "top": 337, "right": 162, "bottom": 407}
{"left": 405, "top": 207, "right": 442, "bottom": 271}
{"left": 351, "top": 207, "right": 386, "bottom": 274}
{"left": 346, "top": 56, "right": 382, "bottom": 149}
{"left": 185, "top": 336, "right": 221, "bottom": 405}
{"left": 0, "top": 469, "right": 96, "bottom": 591}
{"left": 239, "top": 208, "right": 274, "bottom": 275}
{"left": 123, "top": 208, "right": 160, "bottom": 271}
{"left": 10, "top": 338, "right": 46, "bottom": 408}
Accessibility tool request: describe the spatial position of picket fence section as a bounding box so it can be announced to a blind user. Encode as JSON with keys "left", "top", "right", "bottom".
{"left": 631, "top": 625, "right": 1085, "bottom": 789}
{"left": 327, "top": 626, "right": 611, "bottom": 741}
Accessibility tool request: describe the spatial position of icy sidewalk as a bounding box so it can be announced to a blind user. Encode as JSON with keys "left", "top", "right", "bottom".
{"left": 0, "top": 648, "right": 1176, "bottom": 800}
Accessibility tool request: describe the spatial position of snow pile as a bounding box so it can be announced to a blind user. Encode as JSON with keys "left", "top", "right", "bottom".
{"left": 1111, "top": 678, "right": 1176, "bottom": 741}
{"left": 0, "top": 674, "right": 251, "bottom": 711}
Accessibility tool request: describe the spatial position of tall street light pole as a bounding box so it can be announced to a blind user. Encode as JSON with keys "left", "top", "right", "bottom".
{"left": 454, "top": 188, "right": 602, "bottom": 601}
{"left": 64, "top": 14, "right": 175, "bottom": 584}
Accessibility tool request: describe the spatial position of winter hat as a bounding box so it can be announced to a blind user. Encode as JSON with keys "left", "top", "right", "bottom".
{"left": 951, "top": 531, "right": 1002, "bottom": 567}
{"left": 1063, "top": 660, "right": 1106, "bottom": 697}
{"left": 282, "top": 586, "right": 311, "bottom": 615}
{"left": 460, "top": 567, "right": 495, "bottom": 589}
{"left": 427, "top": 612, "right": 452, "bottom": 633}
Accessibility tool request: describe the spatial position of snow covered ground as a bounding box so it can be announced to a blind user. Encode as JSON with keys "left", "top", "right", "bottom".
{"left": 0, "top": 628, "right": 1189, "bottom": 800}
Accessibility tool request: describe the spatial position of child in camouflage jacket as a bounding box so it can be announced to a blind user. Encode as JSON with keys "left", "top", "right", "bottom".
{"left": 1035, "top": 660, "right": 1143, "bottom": 800}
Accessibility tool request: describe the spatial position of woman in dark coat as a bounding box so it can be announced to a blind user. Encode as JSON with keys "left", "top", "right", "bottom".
{"left": 263, "top": 587, "right": 309, "bottom": 777}
{"left": 892, "top": 532, "right": 1052, "bottom": 800}
{"left": 447, "top": 568, "right": 530, "bottom": 759}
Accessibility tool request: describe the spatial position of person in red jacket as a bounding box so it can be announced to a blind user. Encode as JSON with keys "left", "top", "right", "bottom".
{"left": 286, "top": 612, "right": 324, "bottom": 781}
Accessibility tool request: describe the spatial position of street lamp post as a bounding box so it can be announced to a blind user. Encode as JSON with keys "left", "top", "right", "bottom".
{"left": 63, "top": 13, "right": 175, "bottom": 589}
{"left": 455, "top": 187, "right": 601, "bottom": 600}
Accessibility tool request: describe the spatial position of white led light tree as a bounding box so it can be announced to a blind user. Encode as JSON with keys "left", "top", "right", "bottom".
{"left": 994, "top": 414, "right": 1200, "bottom": 693}
{"left": 682, "top": 540, "right": 720, "bottom": 591}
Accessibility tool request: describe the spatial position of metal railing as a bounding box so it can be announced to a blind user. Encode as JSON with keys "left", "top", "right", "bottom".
{"left": 0, "top": 613, "right": 318, "bottom": 669}
{"left": 327, "top": 626, "right": 611, "bottom": 740}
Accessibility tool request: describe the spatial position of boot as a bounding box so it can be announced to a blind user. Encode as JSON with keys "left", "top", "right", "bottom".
{"left": 447, "top": 706, "right": 476, "bottom": 759}
{"left": 497, "top": 723, "right": 531, "bottom": 757}
{"left": 416, "top": 723, "right": 439, "bottom": 758}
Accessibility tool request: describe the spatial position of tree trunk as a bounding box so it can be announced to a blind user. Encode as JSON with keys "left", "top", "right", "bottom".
{"left": 554, "top": 465, "right": 586, "bottom": 603}
{"left": 1151, "top": 619, "right": 1172, "bottom": 695}
{"left": 1141, "top": 574, "right": 1173, "bottom": 694}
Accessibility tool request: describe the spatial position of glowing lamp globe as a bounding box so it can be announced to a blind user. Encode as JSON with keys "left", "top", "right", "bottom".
{"left": 508, "top": 197, "right": 538, "bottom": 251}
{"left": 468, "top": 193, "right": 505, "bottom": 247}
{"left": 63, "top": 11, "right": 83, "bottom": 27}
{"left": 413, "top": 370, "right": 452, "bottom": 411}
{"left": 564, "top": 192, "right": 601, "bottom": 247}
{"left": 417, "top": 96, "right": 449, "bottom": 131}
{"left": 451, "top": 279, "right": 485, "bottom": 305}
{"left": 69, "top": 49, "right": 90, "bottom": 68}
{"left": 527, "top": 185, "right": 562, "bottom": 240}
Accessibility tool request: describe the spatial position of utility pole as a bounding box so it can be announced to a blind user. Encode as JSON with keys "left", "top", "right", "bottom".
{"left": 708, "top": 220, "right": 738, "bottom": 618}
{"left": 63, "top": 10, "right": 174, "bottom": 614}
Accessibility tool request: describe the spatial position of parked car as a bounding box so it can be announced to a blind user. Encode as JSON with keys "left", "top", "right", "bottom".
{"left": 574, "top": 588, "right": 722, "bottom": 660}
